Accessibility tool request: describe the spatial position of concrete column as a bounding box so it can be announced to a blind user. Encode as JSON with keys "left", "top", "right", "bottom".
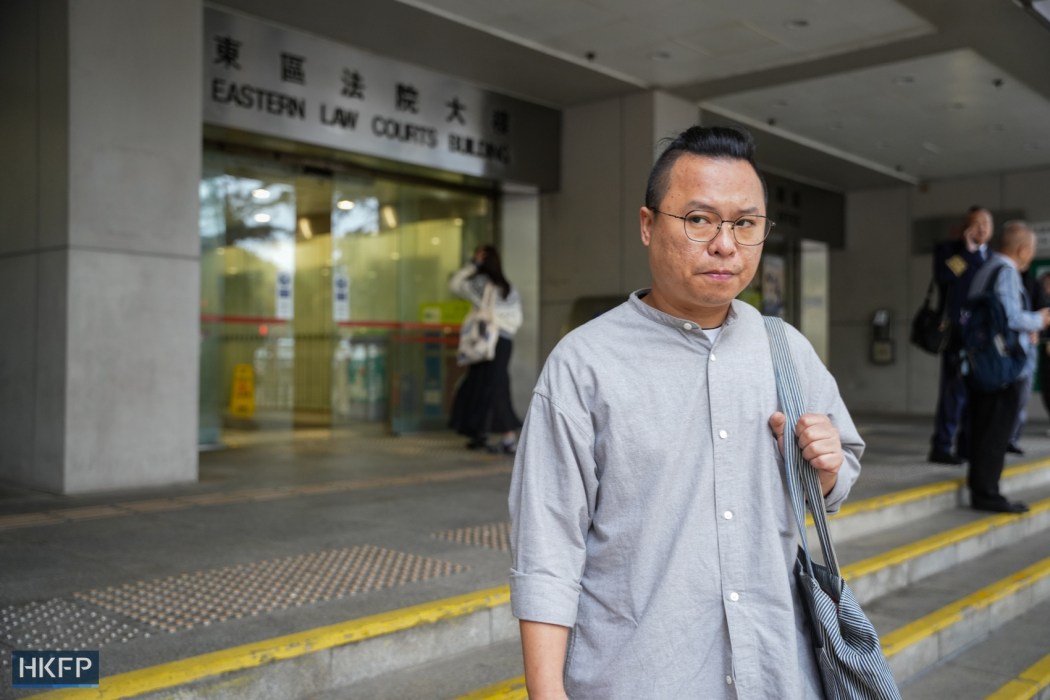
{"left": 501, "top": 192, "right": 541, "bottom": 418}
{"left": 539, "top": 91, "right": 697, "bottom": 356}
{"left": 0, "top": 0, "right": 202, "bottom": 493}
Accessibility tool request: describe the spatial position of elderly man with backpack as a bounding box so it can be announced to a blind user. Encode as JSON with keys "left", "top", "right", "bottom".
{"left": 962, "top": 220, "right": 1050, "bottom": 514}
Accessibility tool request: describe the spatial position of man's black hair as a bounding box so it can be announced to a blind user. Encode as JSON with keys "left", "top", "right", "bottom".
{"left": 644, "top": 126, "right": 767, "bottom": 210}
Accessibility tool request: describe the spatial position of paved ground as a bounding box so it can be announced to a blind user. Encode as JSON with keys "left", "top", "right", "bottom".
{"left": 1, "top": 415, "right": 1048, "bottom": 697}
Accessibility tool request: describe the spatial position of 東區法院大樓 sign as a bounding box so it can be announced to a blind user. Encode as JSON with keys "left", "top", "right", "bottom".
{"left": 203, "top": 8, "right": 560, "bottom": 191}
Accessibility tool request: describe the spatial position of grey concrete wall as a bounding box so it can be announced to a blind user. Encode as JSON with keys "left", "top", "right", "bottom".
{"left": 538, "top": 91, "right": 697, "bottom": 357}
{"left": 831, "top": 169, "right": 1050, "bottom": 420}
{"left": 0, "top": 0, "right": 72, "bottom": 490}
{"left": 0, "top": 0, "right": 203, "bottom": 493}
{"left": 500, "top": 193, "right": 540, "bottom": 420}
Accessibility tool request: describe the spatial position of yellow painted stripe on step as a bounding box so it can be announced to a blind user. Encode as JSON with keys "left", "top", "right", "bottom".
{"left": 843, "top": 498, "right": 1050, "bottom": 580}
{"left": 986, "top": 652, "right": 1050, "bottom": 699}
{"left": 817, "top": 456, "right": 1050, "bottom": 527}
{"left": 454, "top": 675, "right": 528, "bottom": 700}
{"left": 880, "top": 555, "right": 1050, "bottom": 658}
{"left": 31, "top": 585, "right": 512, "bottom": 700}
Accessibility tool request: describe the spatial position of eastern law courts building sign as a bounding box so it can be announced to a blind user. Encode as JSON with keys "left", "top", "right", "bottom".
{"left": 203, "top": 8, "right": 561, "bottom": 191}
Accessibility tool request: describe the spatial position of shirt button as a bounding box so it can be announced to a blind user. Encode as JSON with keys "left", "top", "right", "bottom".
{"left": 710, "top": 353, "right": 717, "bottom": 362}
{"left": 718, "top": 430, "right": 728, "bottom": 439}
{"left": 726, "top": 676, "right": 734, "bottom": 685}
{"left": 729, "top": 592, "right": 740, "bottom": 602}
{"left": 683, "top": 322, "right": 694, "bottom": 330}
{"left": 723, "top": 510, "right": 733, "bottom": 520}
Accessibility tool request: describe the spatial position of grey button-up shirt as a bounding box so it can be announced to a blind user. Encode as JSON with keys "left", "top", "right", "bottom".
{"left": 509, "top": 292, "right": 863, "bottom": 699}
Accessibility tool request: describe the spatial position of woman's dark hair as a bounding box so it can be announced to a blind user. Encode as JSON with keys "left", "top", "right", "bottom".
{"left": 473, "top": 244, "right": 512, "bottom": 299}
{"left": 644, "top": 126, "right": 767, "bottom": 210}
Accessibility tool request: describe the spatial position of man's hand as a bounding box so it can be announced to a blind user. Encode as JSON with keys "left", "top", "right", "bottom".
{"left": 769, "top": 412, "right": 844, "bottom": 496}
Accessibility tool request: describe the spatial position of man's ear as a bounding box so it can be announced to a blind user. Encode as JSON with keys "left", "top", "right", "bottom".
{"left": 640, "top": 207, "right": 653, "bottom": 247}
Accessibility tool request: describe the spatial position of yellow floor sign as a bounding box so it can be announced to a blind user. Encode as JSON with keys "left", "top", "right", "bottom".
{"left": 228, "top": 363, "right": 255, "bottom": 417}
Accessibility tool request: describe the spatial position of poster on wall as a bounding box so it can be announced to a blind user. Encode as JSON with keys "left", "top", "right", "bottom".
{"left": 333, "top": 267, "right": 350, "bottom": 322}
{"left": 276, "top": 271, "right": 294, "bottom": 320}
{"left": 761, "top": 255, "right": 785, "bottom": 318}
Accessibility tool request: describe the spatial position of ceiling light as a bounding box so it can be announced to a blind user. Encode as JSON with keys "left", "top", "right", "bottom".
{"left": 336, "top": 199, "right": 355, "bottom": 210}
{"left": 253, "top": 213, "right": 271, "bottom": 223}
{"left": 252, "top": 188, "right": 270, "bottom": 199}
{"left": 784, "top": 19, "right": 810, "bottom": 29}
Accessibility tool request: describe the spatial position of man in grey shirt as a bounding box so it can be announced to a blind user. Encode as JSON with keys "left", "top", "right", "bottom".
{"left": 508, "top": 126, "right": 864, "bottom": 699}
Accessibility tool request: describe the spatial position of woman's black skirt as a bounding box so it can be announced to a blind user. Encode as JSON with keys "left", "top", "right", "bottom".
{"left": 449, "top": 336, "right": 521, "bottom": 439}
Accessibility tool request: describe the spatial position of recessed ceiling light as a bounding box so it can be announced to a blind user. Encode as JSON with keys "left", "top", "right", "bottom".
{"left": 336, "top": 199, "right": 355, "bottom": 210}
{"left": 784, "top": 19, "right": 810, "bottom": 29}
{"left": 253, "top": 213, "right": 271, "bottom": 224}
{"left": 646, "top": 50, "right": 672, "bottom": 61}
{"left": 252, "top": 188, "right": 270, "bottom": 199}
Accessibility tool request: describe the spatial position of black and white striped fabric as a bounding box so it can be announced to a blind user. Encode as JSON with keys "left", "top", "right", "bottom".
{"left": 764, "top": 316, "right": 902, "bottom": 700}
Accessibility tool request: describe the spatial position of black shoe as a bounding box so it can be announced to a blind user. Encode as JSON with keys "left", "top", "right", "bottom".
{"left": 1006, "top": 444, "right": 1025, "bottom": 455}
{"left": 485, "top": 440, "right": 517, "bottom": 455}
{"left": 972, "top": 498, "right": 1029, "bottom": 514}
{"left": 928, "top": 450, "right": 963, "bottom": 465}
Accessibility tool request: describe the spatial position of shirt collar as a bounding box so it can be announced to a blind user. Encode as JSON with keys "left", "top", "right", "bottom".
{"left": 628, "top": 289, "right": 738, "bottom": 332}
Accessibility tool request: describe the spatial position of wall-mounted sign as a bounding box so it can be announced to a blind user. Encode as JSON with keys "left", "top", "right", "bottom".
{"left": 203, "top": 8, "right": 560, "bottom": 190}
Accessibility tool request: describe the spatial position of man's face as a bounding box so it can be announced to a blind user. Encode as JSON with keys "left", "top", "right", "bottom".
{"left": 640, "top": 155, "right": 765, "bottom": 325}
{"left": 1019, "top": 233, "right": 1036, "bottom": 271}
{"left": 965, "top": 210, "right": 993, "bottom": 247}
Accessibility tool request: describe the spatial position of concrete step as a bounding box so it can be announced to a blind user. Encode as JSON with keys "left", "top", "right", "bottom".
{"left": 872, "top": 530, "right": 1050, "bottom": 683}
{"left": 898, "top": 598, "right": 1050, "bottom": 699}
{"left": 825, "top": 459, "right": 1050, "bottom": 543}
{"left": 42, "top": 468, "right": 1050, "bottom": 700}
{"left": 305, "top": 639, "right": 523, "bottom": 700}
{"left": 838, "top": 485, "right": 1050, "bottom": 605}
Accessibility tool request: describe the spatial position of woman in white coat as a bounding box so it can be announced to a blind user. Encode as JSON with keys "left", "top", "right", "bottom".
{"left": 448, "top": 245, "right": 523, "bottom": 453}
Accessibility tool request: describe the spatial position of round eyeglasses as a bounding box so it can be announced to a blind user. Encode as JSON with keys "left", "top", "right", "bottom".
{"left": 651, "top": 208, "right": 775, "bottom": 246}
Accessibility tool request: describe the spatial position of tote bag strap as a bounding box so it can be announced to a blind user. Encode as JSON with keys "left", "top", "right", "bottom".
{"left": 763, "top": 316, "right": 841, "bottom": 578}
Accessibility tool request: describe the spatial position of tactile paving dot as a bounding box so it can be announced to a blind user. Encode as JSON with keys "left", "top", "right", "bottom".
{"left": 0, "top": 598, "right": 142, "bottom": 650}
{"left": 433, "top": 521, "right": 510, "bottom": 552}
{"left": 74, "top": 546, "right": 469, "bottom": 632}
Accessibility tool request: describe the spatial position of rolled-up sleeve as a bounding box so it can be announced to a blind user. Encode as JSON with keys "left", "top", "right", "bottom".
{"left": 508, "top": 391, "right": 598, "bottom": 628}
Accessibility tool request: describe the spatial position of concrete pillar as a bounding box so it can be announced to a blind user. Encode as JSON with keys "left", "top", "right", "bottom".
{"left": 0, "top": 0, "right": 202, "bottom": 493}
{"left": 539, "top": 91, "right": 697, "bottom": 356}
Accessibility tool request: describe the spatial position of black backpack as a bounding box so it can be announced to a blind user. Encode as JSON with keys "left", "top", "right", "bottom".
{"left": 960, "top": 264, "right": 1027, "bottom": 392}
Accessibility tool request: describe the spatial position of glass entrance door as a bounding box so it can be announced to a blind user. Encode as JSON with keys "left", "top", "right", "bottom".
{"left": 199, "top": 149, "right": 494, "bottom": 446}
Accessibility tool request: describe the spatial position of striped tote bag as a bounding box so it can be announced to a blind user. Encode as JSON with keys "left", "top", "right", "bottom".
{"left": 764, "top": 317, "right": 902, "bottom": 700}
